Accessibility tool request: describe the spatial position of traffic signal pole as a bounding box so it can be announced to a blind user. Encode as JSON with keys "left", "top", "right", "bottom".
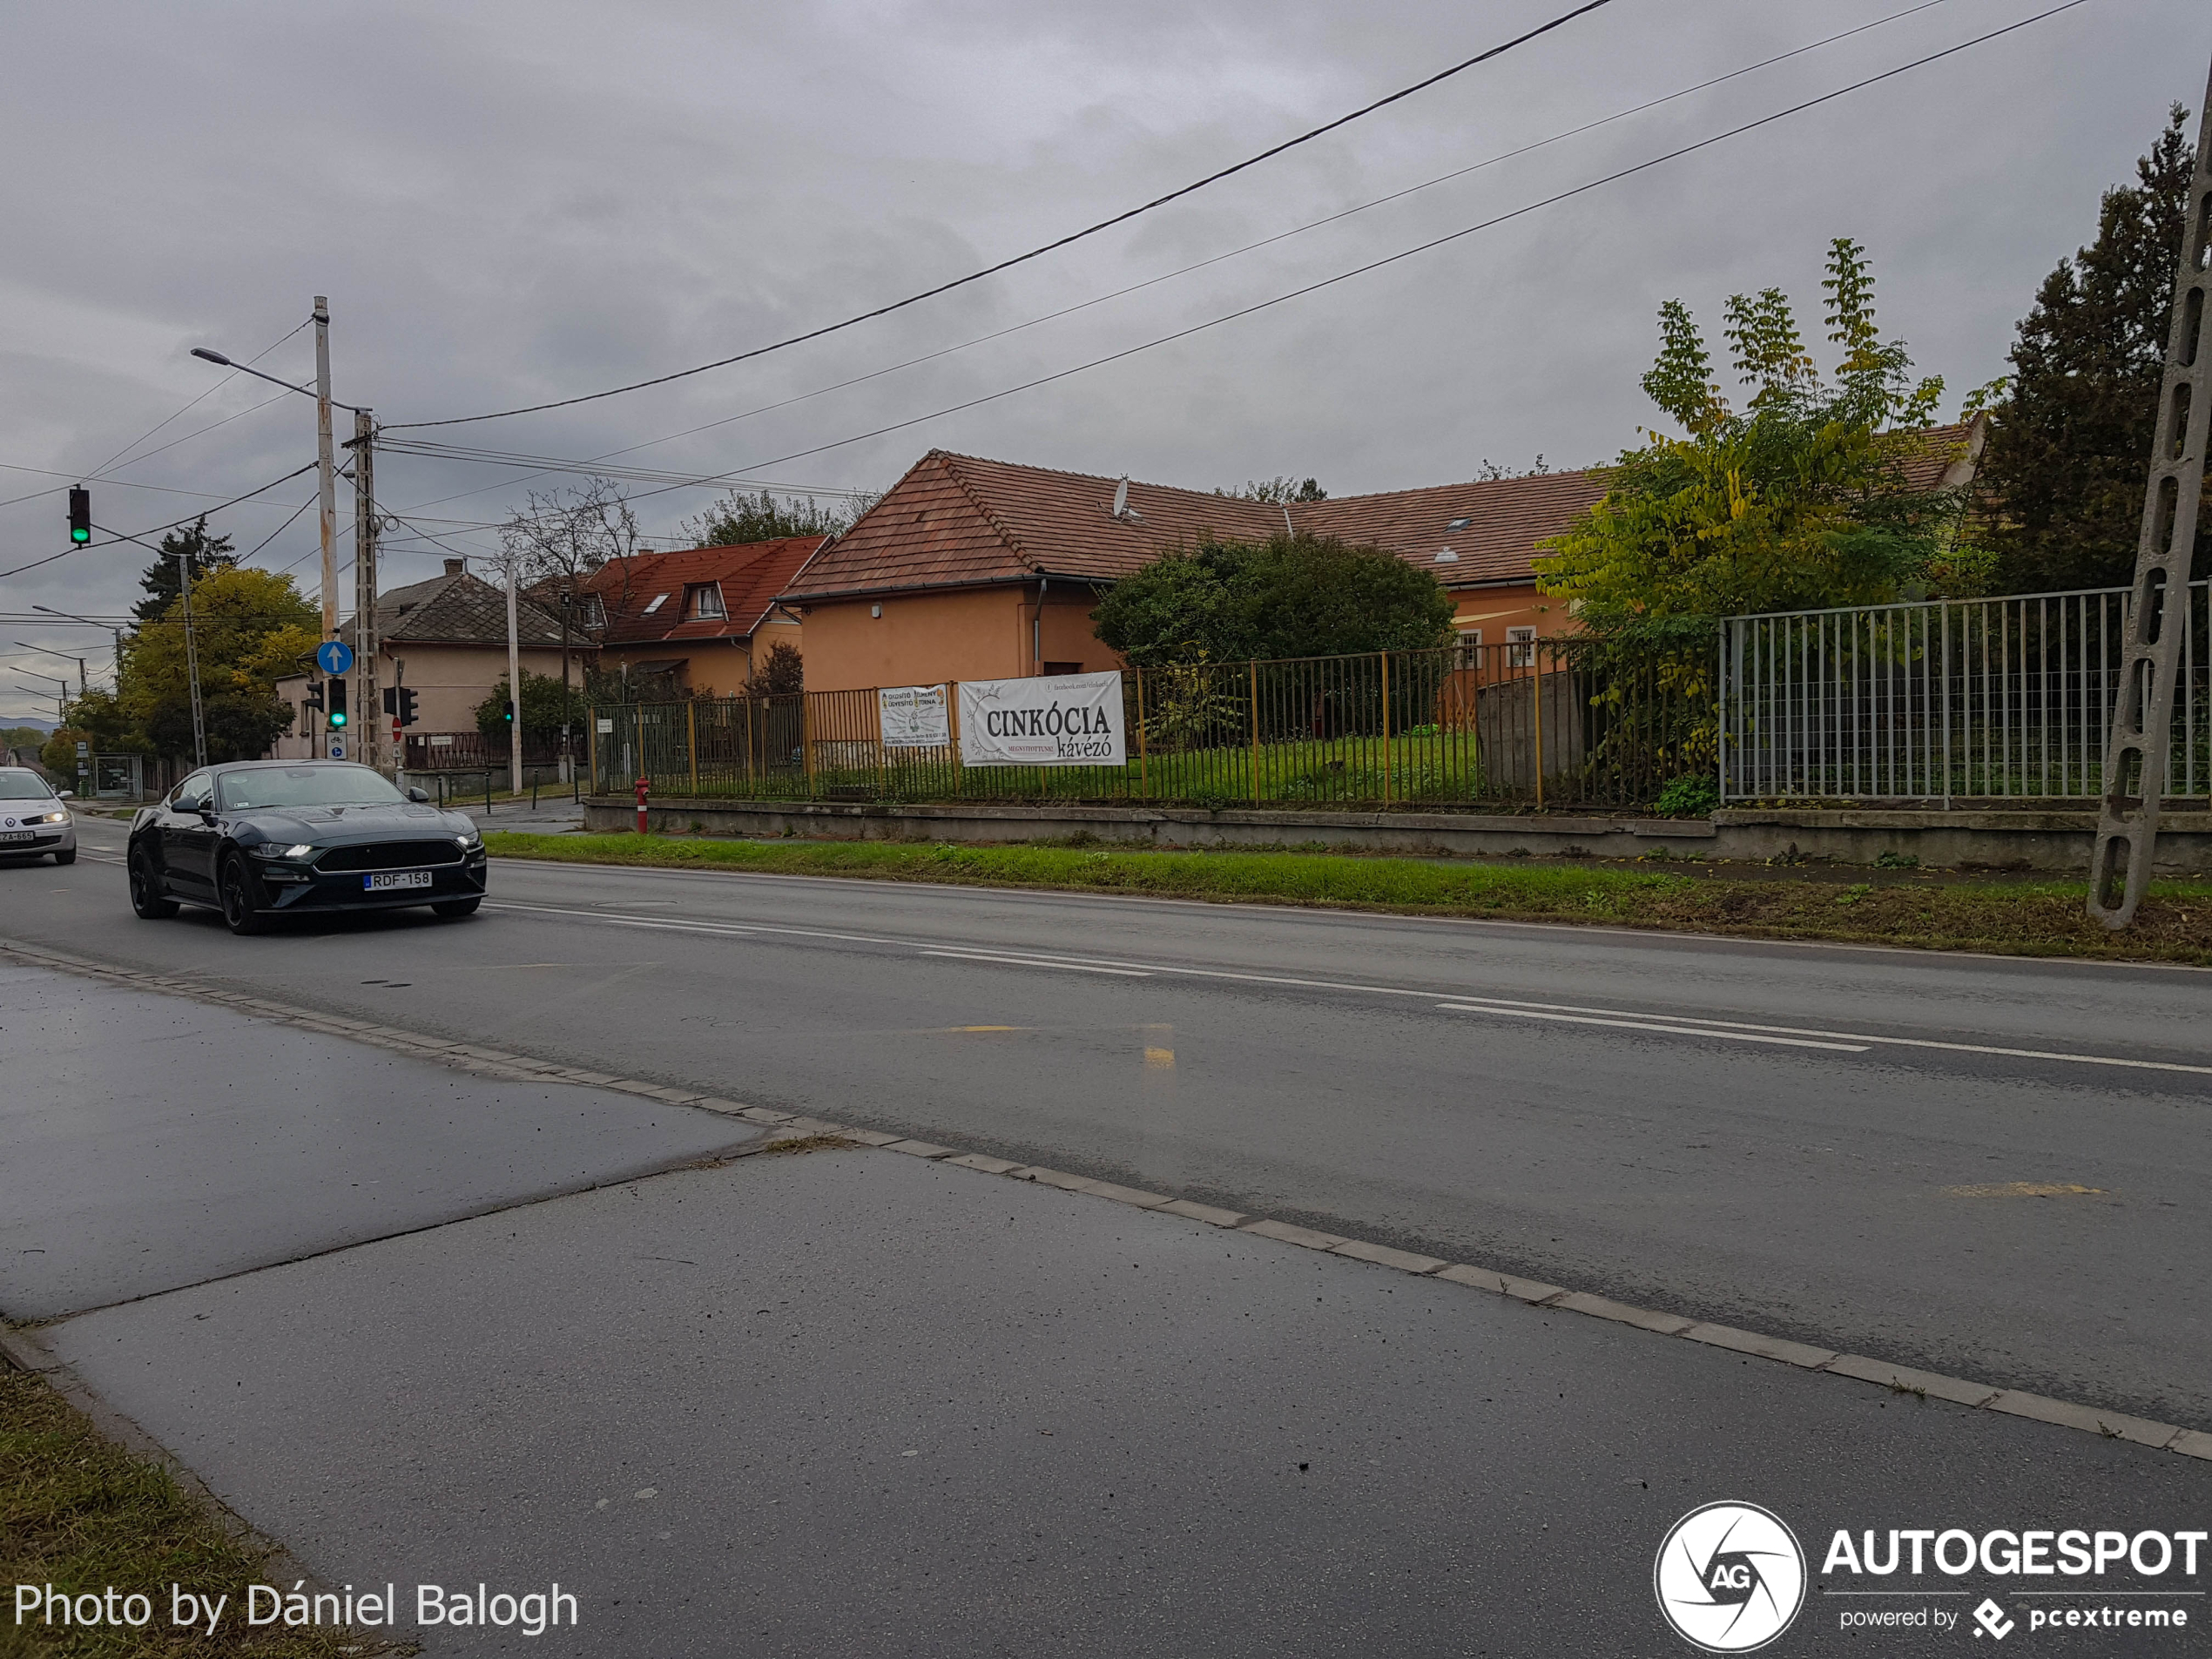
{"left": 313, "top": 297, "right": 339, "bottom": 759}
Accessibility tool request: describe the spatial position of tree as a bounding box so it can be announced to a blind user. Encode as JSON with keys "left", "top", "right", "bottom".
{"left": 742, "top": 641, "right": 804, "bottom": 697}
{"left": 474, "top": 668, "right": 586, "bottom": 745}
{"left": 132, "top": 518, "right": 235, "bottom": 623}
{"left": 1981, "top": 105, "right": 2196, "bottom": 593}
{"left": 683, "top": 488, "right": 875, "bottom": 546}
{"left": 1536, "top": 238, "right": 1966, "bottom": 641}
{"left": 1214, "top": 475, "right": 1327, "bottom": 502}
{"left": 1092, "top": 534, "right": 1455, "bottom": 666}
{"left": 122, "top": 566, "right": 318, "bottom": 763}
{"left": 501, "top": 478, "right": 643, "bottom": 743}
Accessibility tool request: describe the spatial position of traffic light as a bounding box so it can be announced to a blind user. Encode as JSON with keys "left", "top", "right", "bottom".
{"left": 502, "top": 698, "right": 515, "bottom": 725}
{"left": 398, "top": 686, "right": 419, "bottom": 727}
{"left": 327, "top": 678, "right": 348, "bottom": 728}
{"left": 68, "top": 487, "right": 91, "bottom": 545}
{"left": 303, "top": 680, "right": 325, "bottom": 716}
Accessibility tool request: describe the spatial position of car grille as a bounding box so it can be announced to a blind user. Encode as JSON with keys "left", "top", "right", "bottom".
{"left": 314, "top": 840, "right": 465, "bottom": 873}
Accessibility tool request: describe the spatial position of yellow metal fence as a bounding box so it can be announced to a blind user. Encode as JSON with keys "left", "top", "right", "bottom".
{"left": 588, "top": 642, "right": 1703, "bottom": 811}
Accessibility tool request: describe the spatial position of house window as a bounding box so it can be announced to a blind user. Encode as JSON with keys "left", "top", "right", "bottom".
{"left": 576, "top": 595, "right": 605, "bottom": 630}
{"left": 1507, "top": 626, "right": 1536, "bottom": 668}
{"left": 641, "top": 592, "right": 670, "bottom": 615}
{"left": 1454, "top": 629, "right": 1481, "bottom": 668}
{"left": 685, "top": 583, "right": 726, "bottom": 621}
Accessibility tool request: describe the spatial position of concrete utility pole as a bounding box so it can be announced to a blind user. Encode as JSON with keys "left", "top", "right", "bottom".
{"left": 506, "top": 556, "right": 523, "bottom": 799}
{"left": 313, "top": 296, "right": 338, "bottom": 759}
{"left": 351, "top": 409, "right": 382, "bottom": 774}
{"left": 176, "top": 543, "right": 207, "bottom": 770}
{"left": 2088, "top": 69, "right": 2212, "bottom": 928}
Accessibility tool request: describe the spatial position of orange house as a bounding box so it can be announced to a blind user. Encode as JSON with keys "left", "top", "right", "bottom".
{"left": 781, "top": 425, "right": 1986, "bottom": 692}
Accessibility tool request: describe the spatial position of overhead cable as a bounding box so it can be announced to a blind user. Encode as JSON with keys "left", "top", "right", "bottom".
{"left": 558, "top": 0, "right": 2090, "bottom": 511}
{"left": 383, "top": 0, "right": 1617, "bottom": 430}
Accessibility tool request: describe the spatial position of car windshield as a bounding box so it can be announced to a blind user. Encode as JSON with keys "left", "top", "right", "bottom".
{"left": 0, "top": 772, "right": 56, "bottom": 800}
{"left": 217, "top": 765, "right": 406, "bottom": 811}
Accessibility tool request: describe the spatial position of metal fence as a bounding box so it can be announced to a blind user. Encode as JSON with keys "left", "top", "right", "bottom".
{"left": 588, "top": 641, "right": 1703, "bottom": 813}
{"left": 1720, "top": 583, "right": 2212, "bottom": 803}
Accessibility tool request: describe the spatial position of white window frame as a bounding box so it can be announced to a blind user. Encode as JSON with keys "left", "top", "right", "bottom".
{"left": 1506, "top": 625, "right": 1536, "bottom": 669}
{"left": 685, "top": 583, "right": 727, "bottom": 621}
{"left": 641, "top": 592, "right": 670, "bottom": 615}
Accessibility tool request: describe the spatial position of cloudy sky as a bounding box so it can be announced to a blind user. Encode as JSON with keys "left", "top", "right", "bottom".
{"left": 2, "top": 0, "right": 2205, "bottom": 715}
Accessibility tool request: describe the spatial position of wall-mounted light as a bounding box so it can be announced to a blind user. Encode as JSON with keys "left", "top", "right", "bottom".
{"left": 870, "top": 604, "right": 883, "bottom": 618}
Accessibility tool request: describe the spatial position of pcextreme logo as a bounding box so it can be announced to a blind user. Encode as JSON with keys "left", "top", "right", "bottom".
{"left": 1656, "top": 1501, "right": 1809, "bottom": 1653}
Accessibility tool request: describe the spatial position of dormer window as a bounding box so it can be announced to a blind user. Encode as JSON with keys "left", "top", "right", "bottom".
{"left": 642, "top": 592, "right": 670, "bottom": 615}
{"left": 1434, "top": 548, "right": 1460, "bottom": 563}
{"left": 577, "top": 595, "right": 606, "bottom": 630}
{"left": 685, "top": 583, "right": 727, "bottom": 621}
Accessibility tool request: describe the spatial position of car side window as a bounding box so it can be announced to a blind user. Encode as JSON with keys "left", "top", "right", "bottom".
{"left": 172, "top": 773, "right": 212, "bottom": 813}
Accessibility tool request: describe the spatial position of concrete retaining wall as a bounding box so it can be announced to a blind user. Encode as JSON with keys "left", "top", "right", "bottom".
{"left": 574, "top": 797, "right": 2212, "bottom": 873}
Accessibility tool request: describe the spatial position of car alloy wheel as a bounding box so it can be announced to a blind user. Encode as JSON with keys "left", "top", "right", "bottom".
{"left": 129, "top": 849, "right": 179, "bottom": 920}
{"left": 219, "top": 853, "right": 269, "bottom": 935}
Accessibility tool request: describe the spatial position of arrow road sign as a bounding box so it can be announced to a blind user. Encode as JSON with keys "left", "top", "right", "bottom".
{"left": 314, "top": 640, "right": 354, "bottom": 676}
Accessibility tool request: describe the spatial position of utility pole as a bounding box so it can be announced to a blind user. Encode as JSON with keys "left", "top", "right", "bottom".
{"left": 313, "top": 295, "right": 338, "bottom": 759}
{"left": 176, "top": 543, "right": 207, "bottom": 771}
{"left": 2087, "top": 68, "right": 2212, "bottom": 928}
{"left": 351, "top": 408, "right": 382, "bottom": 773}
{"left": 506, "top": 555, "right": 523, "bottom": 800}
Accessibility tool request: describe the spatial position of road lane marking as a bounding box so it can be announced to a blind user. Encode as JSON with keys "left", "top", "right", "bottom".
{"left": 921, "top": 949, "right": 1150, "bottom": 977}
{"left": 479, "top": 898, "right": 2212, "bottom": 1080}
{"left": 1434, "top": 1003, "right": 1869, "bottom": 1051}
{"left": 1944, "top": 1181, "right": 2105, "bottom": 1197}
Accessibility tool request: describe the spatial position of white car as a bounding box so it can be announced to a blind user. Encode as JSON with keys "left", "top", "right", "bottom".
{"left": 0, "top": 767, "right": 78, "bottom": 865}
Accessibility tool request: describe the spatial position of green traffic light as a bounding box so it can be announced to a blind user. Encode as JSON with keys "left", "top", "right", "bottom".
{"left": 328, "top": 710, "right": 346, "bottom": 727}
{"left": 70, "top": 526, "right": 90, "bottom": 545}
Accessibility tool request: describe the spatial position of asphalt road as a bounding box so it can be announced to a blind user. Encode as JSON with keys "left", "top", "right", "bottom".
{"left": 45, "top": 1143, "right": 2212, "bottom": 1658}
{"left": 12, "top": 814, "right": 2209, "bottom": 1429}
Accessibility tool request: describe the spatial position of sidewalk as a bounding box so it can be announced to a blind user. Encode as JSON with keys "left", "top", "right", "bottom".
{"left": 7, "top": 959, "right": 2208, "bottom": 1656}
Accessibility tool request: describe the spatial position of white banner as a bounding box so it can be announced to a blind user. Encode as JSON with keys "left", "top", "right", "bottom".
{"left": 877, "top": 685, "right": 950, "bottom": 748}
{"left": 958, "top": 671, "right": 1125, "bottom": 767}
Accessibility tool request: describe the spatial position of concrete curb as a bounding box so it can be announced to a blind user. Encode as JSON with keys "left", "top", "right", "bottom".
{"left": 5, "top": 934, "right": 2204, "bottom": 1467}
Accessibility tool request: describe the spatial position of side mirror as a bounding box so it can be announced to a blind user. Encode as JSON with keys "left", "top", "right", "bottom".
{"left": 56, "top": 788, "right": 73, "bottom": 799}
{"left": 407, "top": 786, "right": 429, "bottom": 803}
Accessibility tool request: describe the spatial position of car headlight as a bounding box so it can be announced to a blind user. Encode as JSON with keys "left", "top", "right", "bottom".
{"left": 457, "top": 831, "right": 483, "bottom": 850}
{"left": 251, "top": 842, "right": 318, "bottom": 860}
{"left": 30, "top": 810, "right": 69, "bottom": 825}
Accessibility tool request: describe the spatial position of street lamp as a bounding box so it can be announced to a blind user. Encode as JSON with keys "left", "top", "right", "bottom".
{"left": 12, "top": 643, "right": 86, "bottom": 697}
{"left": 187, "top": 347, "right": 364, "bottom": 413}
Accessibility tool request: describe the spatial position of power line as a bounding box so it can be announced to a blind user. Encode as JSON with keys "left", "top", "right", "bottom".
{"left": 437, "top": 1, "right": 2091, "bottom": 516}
{"left": 0, "top": 462, "right": 320, "bottom": 582}
{"left": 84, "top": 314, "right": 314, "bottom": 480}
{"left": 384, "top": 0, "right": 1617, "bottom": 431}
{"left": 381, "top": 0, "right": 1960, "bottom": 518}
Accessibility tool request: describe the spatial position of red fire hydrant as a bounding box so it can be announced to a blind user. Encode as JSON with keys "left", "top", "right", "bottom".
{"left": 634, "top": 775, "right": 651, "bottom": 836}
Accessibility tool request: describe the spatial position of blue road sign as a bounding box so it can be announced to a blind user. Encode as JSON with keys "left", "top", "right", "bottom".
{"left": 315, "top": 640, "right": 354, "bottom": 676}
{"left": 327, "top": 739, "right": 347, "bottom": 760}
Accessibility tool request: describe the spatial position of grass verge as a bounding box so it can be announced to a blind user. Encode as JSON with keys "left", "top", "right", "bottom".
{"left": 0, "top": 1363, "right": 398, "bottom": 1658}
{"left": 481, "top": 832, "right": 2212, "bottom": 966}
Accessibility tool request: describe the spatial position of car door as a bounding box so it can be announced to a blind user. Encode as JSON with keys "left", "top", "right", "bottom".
{"left": 159, "top": 772, "right": 219, "bottom": 897}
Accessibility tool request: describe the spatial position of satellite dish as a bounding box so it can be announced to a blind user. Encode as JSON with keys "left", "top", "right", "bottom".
{"left": 1111, "top": 478, "right": 1130, "bottom": 519}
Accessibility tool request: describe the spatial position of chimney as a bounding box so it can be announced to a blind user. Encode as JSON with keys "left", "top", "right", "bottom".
{"left": 443, "top": 558, "right": 464, "bottom": 577}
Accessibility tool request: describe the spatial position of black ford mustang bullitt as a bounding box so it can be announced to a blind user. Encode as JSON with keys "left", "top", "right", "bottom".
{"left": 128, "top": 759, "right": 489, "bottom": 934}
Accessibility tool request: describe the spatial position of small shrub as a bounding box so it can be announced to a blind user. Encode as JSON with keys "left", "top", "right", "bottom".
{"left": 1874, "top": 850, "right": 1921, "bottom": 869}
{"left": 1655, "top": 774, "right": 1719, "bottom": 818}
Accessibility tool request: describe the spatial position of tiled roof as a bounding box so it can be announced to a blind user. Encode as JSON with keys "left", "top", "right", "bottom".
{"left": 783, "top": 421, "right": 1986, "bottom": 604}
{"left": 349, "top": 570, "right": 569, "bottom": 648}
{"left": 579, "top": 536, "right": 827, "bottom": 646}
